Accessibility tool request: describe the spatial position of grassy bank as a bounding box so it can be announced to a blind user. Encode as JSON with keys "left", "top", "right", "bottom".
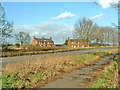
{"left": 91, "top": 55, "right": 119, "bottom": 88}
{"left": 1, "top": 46, "right": 118, "bottom": 58}
{"left": 2, "top": 49, "right": 117, "bottom": 88}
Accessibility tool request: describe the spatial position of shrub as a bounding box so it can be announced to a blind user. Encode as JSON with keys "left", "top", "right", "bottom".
{"left": 2, "top": 45, "right": 8, "bottom": 52}
{"left": 90, "top": 43, "right": 101, "bottom": 47}
{"left": 15, "top": 44, "right": 20, "bottom": 48}
{"left": 22, "top": 46, "right": 66, "bottom": 52}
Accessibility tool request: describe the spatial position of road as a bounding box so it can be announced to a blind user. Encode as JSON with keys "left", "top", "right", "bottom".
{"left": 1, "top": 47, "right": 117, "bottom": 68}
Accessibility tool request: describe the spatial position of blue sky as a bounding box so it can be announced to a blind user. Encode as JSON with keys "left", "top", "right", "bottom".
{"left": 2, "top": 2, "right": 118, "bottom": 44}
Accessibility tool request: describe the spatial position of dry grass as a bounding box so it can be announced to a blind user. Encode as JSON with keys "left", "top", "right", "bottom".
{"left": 95, "top": 48, "right": 118, "bottom": 54}
{"left": 2, "top": 53, "right": 101, "bottom": 88}
{"left": 2, "top": 49, "right": 118, "bottom": 88}
{"left": 3, "top": 53, "right": 92, "bottom": 73}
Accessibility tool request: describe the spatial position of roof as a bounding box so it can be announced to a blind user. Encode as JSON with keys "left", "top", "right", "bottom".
{"left": 70, "top": 38, "right": 86, "bottom": 42}
{"left": 35, "top": 38, "right": 54, "bottom": 42}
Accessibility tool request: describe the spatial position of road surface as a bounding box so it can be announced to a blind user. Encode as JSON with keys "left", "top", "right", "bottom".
{"left": 1, "top": 48, "right": 117, "bottom": 68}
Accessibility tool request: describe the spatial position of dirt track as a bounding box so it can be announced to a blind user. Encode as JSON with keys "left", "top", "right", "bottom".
{"left": 42, "top": 52, "right": 118, "bottom": 88}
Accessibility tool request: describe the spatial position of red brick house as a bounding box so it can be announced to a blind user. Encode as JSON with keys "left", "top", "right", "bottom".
{"left": 68, "top": 37, "right": 90, "bottom": 48}
{"left": 31, "top": 36, "right": 54, "bottom": 46}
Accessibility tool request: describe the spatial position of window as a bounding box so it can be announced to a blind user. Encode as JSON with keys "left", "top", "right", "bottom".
{"left": 74, "top": 45, "right": 76, "bottom": 48}
{"left": 77, "top": 45, "right": 79, "bottom": 47}
{"left": 78, "top": 42, "right": 79, "bottom": 44}
{"left": 72, "top": 45, "right": 73, "bottom": 47}
{"left": 72, "top": 42, "right": 73, "bottom": 44}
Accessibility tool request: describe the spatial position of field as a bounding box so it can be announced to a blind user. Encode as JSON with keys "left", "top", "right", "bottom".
{"left": 2, "top": 48, "right": 118, "bottom": 88}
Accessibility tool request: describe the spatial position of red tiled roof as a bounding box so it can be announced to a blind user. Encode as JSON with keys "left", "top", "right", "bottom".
{"left": 35, "top": 38, "right": 54, "bottom": 42}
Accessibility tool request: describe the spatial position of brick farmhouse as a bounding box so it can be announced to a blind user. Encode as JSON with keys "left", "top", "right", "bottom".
{"left": 31, "top": 36, "right": 54, "bottom": 46}
{"left": 68, "top": 37, "right": 90, "bottom": 48}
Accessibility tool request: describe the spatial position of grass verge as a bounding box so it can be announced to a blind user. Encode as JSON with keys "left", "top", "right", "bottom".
{"left": 90, "top": 56, "right": 119, "bottom": 88}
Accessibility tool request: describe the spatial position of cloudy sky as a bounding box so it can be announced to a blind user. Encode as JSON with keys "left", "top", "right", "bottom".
{"left": 2, "top": 0, "right": 118, "bottom": 44}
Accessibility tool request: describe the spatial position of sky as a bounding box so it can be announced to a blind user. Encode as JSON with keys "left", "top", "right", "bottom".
{"left": 2, "top": 0, "right": 118, "bottom": 44}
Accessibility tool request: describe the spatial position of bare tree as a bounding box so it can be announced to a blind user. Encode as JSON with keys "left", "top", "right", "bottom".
{"left": 73, "top": 17, "right": 96, "bottom": 45}
{"left": 0, "top": 2, "right": 13, "bottom": 45}
{"left": 95, "top": 26, "right": 118, "bottom": 46}
{"left": 104, "top": 27, "right": 112, "bottom": 45}
{"left": 15, "top": 32, "right": 31, "bottom": 45}
{"left": 92, "top": 24, "right": 100, "bottom": 43}
{"left": 92, "top": 1, "right": 120, "bottom": 45}
{"left": 99, "top": 27, "right": 106, "bottom": 45}
{"left": 110, "top": 28, "right": 118, "bottom": 45}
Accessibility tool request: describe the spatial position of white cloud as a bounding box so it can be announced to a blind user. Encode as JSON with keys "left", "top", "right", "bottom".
{"left": 34, "top": 32, "right": 39, "bottom": 35}
{"left": 41, "top": 33, "right": 47, "bottom": 36}
{"left": 99, "top": 0, "right": 118, "bottom": 8}
{"left": 51, "top": 12, "right": 75, "bottom": 20}
{"left": 13, "top": 22, "right": 74, "bottom": 44}
{"left": 90, "top": 13, "right": 103, "bottom": 20}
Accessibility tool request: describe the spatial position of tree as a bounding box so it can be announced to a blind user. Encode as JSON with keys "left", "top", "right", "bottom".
{"left": 15, "top": 32, "right": 31, "bottom": 45}
{"left": 73, "top": 17, "right": 96, "bottom": 45}
{"left": 93, "top": 24, "right": 100, "bottom": 43}
{"left": 92, "top": 1, "right": 120, "bottom": 45}
{"left": 110, "top": 28, "right": 118, "bottom": 45}
{"left": 63, "top": 39, "right": 68, "bottom": 45}
{"left": 103, "top": 27, "right": 112, "bottom": 45}
{"left": 99, "top": 27, "right": 105, "bottom": 45}
{"left": 0, "top": 2, "right": 13, "bottom": 45}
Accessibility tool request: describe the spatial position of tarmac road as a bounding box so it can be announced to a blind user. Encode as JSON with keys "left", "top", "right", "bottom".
{"left": 1, "top": 47, "right": 118, "bottom": 68}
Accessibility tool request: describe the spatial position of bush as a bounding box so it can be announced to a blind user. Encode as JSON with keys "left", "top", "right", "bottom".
{"left": 22, "top": 46, "right": 66, "bottom": 52}
{"left": 2, "top": 45, "right": 8, "bottom": 52}
{"left": 15, "top": 44, "right": 20, "bottom": 48}
{"left": 62, "top": 40, "right": 68, "bottom": 46}
{"left": 90, "top": 43, "right": 101, "bottom": 47}
{"left": 7, "top": 44, "right": 13, "bottom": 46}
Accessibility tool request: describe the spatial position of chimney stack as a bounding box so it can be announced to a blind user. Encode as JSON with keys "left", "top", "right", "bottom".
{"left": 42, "top": 37, "right": 44, "bottom": 39}
{"left": 68, "top": 37, "right": 70, "bottom": 41}
{"left": 34, "top": 36, "right": 35, "bottom": 39}
{"left": 50, "top": 37, "right": 52, "bottom": 40}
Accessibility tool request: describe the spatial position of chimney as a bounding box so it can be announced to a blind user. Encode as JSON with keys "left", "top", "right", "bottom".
{"left": 42, "top": 37, "right": 44, "bottom": 39}
{"left": 34, "top": 36, "right": 35, "bottom": 39}
{"left": 50, "top": 37, "right": 52, "bottom": 40}
{"left": 68, "top": 37, "right": 70, "bottom": 41}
